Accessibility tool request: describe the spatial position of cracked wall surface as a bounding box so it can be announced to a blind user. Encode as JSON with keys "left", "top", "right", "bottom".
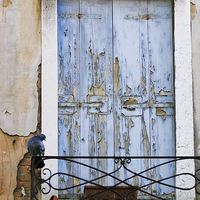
{"left": 0, "top": 0, "right": 41, "bottom": 199}
{"left": 0, "top": 131, "right": 36, "bottom": 199}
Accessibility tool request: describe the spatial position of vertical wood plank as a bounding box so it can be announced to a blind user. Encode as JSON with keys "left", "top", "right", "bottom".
{"left": 79, "top": 0, "right": 113, "bottom": 187}
{"left": 113, "top": 0, "right": 150, "bottom": 189}
{"left": 58, "top": 0, "right": 80, "bottom": 195}
{"left": 148, "top": 0, "right": 174, "bottom": 195}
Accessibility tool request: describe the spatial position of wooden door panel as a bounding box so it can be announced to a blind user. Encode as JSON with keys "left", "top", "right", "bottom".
{"left": 58, "top": 0, "right": 115, "bottom": 193}
{"left": 78, "top": 0, "right": 114, "bottom": 154}
{"left": 79, "top": 0, "right": 114, "bottom": 187}
{"left": 150, "top": 107, "right": 175, "bottom": 195}
{"left": 148, "top": 1, "right": 173, "bottom": 104}
{"left": 113, "top": 0, "right": 174, "bottom": 196}
{"left": 58, "top": 0, "right": 79, "bottom": 96}
{"left": 113, "top": 0, "right": 148, "bottom": 98}
{"left": 58, "top": 1, "right": 81, "bottom": 194}
{"left": 58, "top": 0, "right": 174, "bottom": 197}
{"left": 113, "top": 0, "right": 149, "bottom": 157}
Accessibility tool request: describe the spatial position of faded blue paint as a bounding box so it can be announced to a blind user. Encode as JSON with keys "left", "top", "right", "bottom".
{"left": 58, "top": 0, "right": 174, "bottom": 197}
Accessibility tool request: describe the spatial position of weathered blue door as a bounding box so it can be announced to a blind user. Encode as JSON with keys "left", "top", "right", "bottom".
{"left": 58, "top": 0, "right": 174, "bottom": 197}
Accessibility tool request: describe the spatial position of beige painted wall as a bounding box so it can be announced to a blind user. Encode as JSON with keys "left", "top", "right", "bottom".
{"left": 0, "top": 0, "right": 41, "bottom": 136}
{"left": 0, "top": 0, "right": 41, "bottom": 199}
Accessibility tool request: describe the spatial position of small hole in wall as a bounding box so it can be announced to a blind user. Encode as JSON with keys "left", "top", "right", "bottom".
{"left": 13, "top": 139, "right": 16, "bottom": 145}
{"left": 5, "top": 111, "right": 11, "bottom": 115}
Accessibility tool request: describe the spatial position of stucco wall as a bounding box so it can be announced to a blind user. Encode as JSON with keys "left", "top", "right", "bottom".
{"left": 192, "top": 0, "right": 200, "bottom": 154}
{"left": 174, "top": 1, "right": 194, "bottom": 199}
{"left": 0, "top": 0, "right": 41, "bottom": 136}
{"left": 0, "top": 0, "right": 41, "bottom": 199}
{"left": 192, "top": 0, "right": 200, "bottom": 199}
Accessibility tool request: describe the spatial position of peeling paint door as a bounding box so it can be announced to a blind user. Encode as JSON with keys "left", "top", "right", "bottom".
{"left": 58, "top": 0, "right": 115, "bottom": 193}
{"left": 113, "top": 0, "right": 174, "bottom": 196}
{"left": 58, "top": 0, "right": 174, "bottom": 197}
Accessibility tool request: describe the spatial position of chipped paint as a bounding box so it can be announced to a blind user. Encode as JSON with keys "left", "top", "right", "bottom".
{"left": 156, "top": 108, "right": 166, "bottom": 116}
{"left": 123, "top": 97, "right": 138, "bottom": 105}
{"left": 126, "top": 85, "right": 132, "bottom": 93}
{"left": 97, "top": 133, "right": 107, "bottom": 156}
{"left": 123, "top": 132, "right": 130, "bottom": 154}
{"left": 152, "top": 118, "right": 155, "bottom": 126}
{"left": 150, "top": 86, "right": 155, "bottom": 103}
{"left": 57, "top": 0, "right": 175, "bottom": 197}
{"left": 142, "top": 76, "right": 146, "bottom": 89}
{"left": 3, "top": 0, "right": 12, "bottom": 7}
{"left": 156, "top": 108, "right": 167, "bottom": 120}
{"left": 142, "top": 119, "right": 150, "bottom": 176}
{"left": 67, "top": 129, "right": 72, "bottom": 156}
{"left": 114, "top": 57, "right": 120, "bottom": 93}
{"left": 158, "top": 89, "right": 173, "bottom": 96}
{"left": 191, "top": 2, "right": 197, "bottom": 20}
{"left": 126, "top": 117, "right": 134, "bottom": 131}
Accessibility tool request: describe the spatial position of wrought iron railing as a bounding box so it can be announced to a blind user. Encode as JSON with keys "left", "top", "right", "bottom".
{"left": 31, "top": 156, "right": 200, "bottom": 200}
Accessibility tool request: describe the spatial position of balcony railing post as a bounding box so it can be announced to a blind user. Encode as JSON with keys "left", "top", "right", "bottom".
{"left": 31, "top": 156, "right": 35, "bottom": 200}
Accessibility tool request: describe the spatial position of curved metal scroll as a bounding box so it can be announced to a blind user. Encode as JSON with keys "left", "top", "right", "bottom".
{"left": 31, "top": 156, "right": 200, "bottom": 200}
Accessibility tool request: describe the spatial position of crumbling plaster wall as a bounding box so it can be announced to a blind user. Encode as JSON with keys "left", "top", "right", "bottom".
{"left": 0, "top": 0, "right": 41, "bottom": 135}
{"left": 0, "top": 0, "right": 41, "bottom": 199}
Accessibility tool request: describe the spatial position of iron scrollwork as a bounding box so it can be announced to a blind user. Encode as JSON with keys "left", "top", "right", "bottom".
{"left": 31, "top": 156, "right": 200, "bottom": 200}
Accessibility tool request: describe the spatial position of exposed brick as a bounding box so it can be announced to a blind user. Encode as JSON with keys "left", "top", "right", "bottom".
{"left": 13, "top": 188, "right": 22, "bottom": 198}
{"left": 14, "top": 151, "right": 42, "bottom": 199}
{"left": 17, "top": 181, "right": 31, "bottom": 188}
{"left": 14, "top": 196, "right": 23, "bottom": 200}
{"left": 19, "top": 157, "right": 31, "bottom": 166}
{"left": 24, "top": 197, "right": 31, "bottom": 200}
{"left": 13, "top": 187, "right": 31, "bottom": 199}
{"left": 18, "top": 166, "right": 31, "bottom": 174}
{"left": 13, "top": 64, "right": 42, "bottom": 200}
{"left": 24, "top": 188, "right": 31, "bottom": 197}
{"left": 18, "top": 173, "right": 31, "bottom": 182}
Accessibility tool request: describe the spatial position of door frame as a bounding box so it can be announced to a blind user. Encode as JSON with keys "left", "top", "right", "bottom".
{"left": 41, "top": 0, "right": 195, "bottom": 199}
